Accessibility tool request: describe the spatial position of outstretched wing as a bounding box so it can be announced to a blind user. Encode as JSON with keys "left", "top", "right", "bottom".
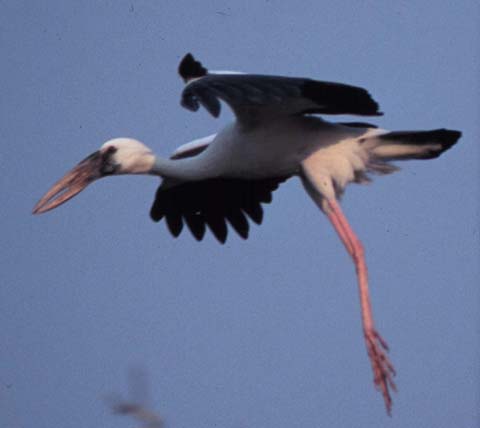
{"left": 178, "top": 54, "right": 382, "bottom": 125}
{"left": 150, "top": 176, "right": 289, "bottom": 243}
{"left": 151, "top": 131, "right": 289, "bottom": 242}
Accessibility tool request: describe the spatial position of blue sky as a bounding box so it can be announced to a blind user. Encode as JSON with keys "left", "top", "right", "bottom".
{"left": 1, "top": 1, "right": 479, "bottom": 427}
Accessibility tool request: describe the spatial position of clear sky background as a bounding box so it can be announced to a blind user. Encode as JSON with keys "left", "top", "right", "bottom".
{"left": 1, "top": 1, "right": 479, "bottom": 427}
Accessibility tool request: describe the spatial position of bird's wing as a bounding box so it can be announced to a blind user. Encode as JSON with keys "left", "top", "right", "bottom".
{"left": 178, "top": 54, "right": 382, "bottom": 127}
{"left": 170, "top": 133, "right": 216, "bottom": 160}
{"left": 151, "top": 138, "right": 289, "bottom": 242}
{"left": 150, "top": 176, "right": 289, "bottom": 243}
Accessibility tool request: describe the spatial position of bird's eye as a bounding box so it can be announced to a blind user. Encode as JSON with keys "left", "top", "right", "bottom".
{"left": 100, "top": 147, "right": 119, "bottom": 175}
{"left": 105, "top": 146, "right": 118, "bottom": 155}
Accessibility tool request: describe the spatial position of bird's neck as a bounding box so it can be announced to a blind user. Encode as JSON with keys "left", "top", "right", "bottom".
{"left": 149, "top": 154, "right": 215, "bottom": 181}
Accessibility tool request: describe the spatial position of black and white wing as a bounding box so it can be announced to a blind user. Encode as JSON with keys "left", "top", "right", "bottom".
{"left": 150, "top": 176, "right": 288, "bottom": 243}
{"left": 178, "top": 53, "right": 382, "bottom": 124}
{"left": 150, "top": 137, "right": 289, "bottom": 243}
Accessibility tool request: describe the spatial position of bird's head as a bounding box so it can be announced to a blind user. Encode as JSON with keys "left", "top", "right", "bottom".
{"left": 32, "top": 138, "right": 155, "bottom": 214}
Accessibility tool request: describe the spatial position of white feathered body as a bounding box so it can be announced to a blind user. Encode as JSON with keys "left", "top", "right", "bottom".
{"left": 188, "top": 118, "right": 365, "bottom": 176}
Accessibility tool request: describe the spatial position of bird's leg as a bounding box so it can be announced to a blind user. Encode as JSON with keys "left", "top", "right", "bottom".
{"left": 323, "top": 197, "right": 396, "bottom": 415}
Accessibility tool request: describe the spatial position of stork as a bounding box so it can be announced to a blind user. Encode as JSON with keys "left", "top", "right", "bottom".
{"left": 33, "top": 53, "right": 461, "bottom": 414}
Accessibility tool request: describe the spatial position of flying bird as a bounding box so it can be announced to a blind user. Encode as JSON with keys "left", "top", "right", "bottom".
{"left": 33, "top": 53, "right": 461, "bottom": 414}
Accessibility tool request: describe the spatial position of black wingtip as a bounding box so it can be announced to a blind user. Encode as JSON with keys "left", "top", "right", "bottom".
{"left": 178, "top": 53, "right": 208, "bottom": 82}
{"left": 302, "top": 80, "right": 382, "bottom": 116}
{"left": 150, "top": 177, "right": 289, "bottom": 243}
{"left": 184, "top": 214, "right": 207, "bottom": 241}
{"left": 166, "top": 214, "right": 183, "bottom": 237}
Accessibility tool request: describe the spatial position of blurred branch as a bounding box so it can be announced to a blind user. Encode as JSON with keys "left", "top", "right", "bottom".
{"left": 105, "top": 366, "right": 163, "bottom": 428}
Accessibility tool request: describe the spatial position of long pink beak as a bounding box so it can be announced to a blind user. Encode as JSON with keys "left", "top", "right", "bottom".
{"left": 33, "top": 150, "right": 109, "bottom": 214}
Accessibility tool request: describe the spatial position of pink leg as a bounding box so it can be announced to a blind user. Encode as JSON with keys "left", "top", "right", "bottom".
{"left": 324, "top": 198, "right": 396, "bottom": 415}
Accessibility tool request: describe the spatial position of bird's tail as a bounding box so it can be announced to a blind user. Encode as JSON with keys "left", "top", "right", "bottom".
{"left": 364, "top": 128, "right": 461, "bottom": 175}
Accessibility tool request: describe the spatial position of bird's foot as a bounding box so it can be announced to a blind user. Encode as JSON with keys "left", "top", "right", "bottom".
{"left": 364, "top": 328, "right": 396, "bottom": 415}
